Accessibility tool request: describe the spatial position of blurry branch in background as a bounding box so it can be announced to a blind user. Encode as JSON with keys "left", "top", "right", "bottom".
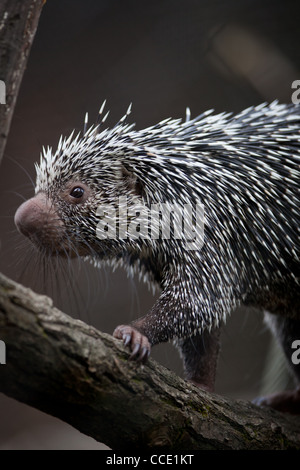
{"left": 207, "top": 23, "right": 299, "bottom": 102}
{"left": 0, "top": 272, "right": 300, "bottom": 450}
{"left": 0, "top": 0, "right": 45, "bottom": 165}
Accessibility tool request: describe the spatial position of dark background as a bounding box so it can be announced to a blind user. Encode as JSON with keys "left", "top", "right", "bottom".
{"left": 0, "top": 0, "right": 299, "bottom": 449}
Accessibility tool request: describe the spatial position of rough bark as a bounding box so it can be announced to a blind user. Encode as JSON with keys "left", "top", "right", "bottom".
{"left": 0, "top": 272, "right": 299, "bottom": 450}
{"left": 0, "top": 0, "right": 45, "bottom": 164}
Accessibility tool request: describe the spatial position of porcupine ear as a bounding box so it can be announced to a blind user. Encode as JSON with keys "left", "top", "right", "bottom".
{"left": 94, "top": 101, "right": 144, "bottom": 197}
{"left": 120, "top": 164, "right": 144, "bottom": 198}
{"left": 115, "top": 102, "right": 145, "bottom": 198}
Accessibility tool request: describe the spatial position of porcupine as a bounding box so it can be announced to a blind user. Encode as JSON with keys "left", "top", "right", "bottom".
{"left": 14, "top": 101, "right": 300, "bottom": 413}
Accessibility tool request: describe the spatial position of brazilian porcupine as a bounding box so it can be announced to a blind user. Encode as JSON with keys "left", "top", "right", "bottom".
{"left": 15, "top": 101, "right": 300, "bottom": 413}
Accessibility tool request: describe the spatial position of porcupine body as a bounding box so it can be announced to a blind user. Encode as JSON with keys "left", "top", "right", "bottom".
{"left": 15, "top": 101, "right": 300, "bottom": 412}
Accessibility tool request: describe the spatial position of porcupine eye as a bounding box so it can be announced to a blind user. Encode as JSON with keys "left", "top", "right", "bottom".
{"left": 67, "top": 183, "right": 90, "bottom": 205}
{"left": 70, "top": 186, "right": 84, "bottom": 199}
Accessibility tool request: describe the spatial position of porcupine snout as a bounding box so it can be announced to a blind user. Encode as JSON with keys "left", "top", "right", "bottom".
{"left": 15, "top": 192, "right": 65, "bottom": 255}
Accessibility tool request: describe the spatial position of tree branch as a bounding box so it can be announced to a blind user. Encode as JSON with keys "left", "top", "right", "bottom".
{"left": 0, "top": 272, "right": 299, "bottom": 450}
{"left": 0, "top": 0, "right": 44, "bottom": 164}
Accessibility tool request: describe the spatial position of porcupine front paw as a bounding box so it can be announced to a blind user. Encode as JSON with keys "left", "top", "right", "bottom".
{"left": 113, "top": 325, "right": 151, "bottom": 362}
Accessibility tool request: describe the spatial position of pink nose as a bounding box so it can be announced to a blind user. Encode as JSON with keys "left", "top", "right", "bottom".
{"left": 14, "top": 192, "right": 50, "bottom": 238}
{"left": 14, "top": 192, "right": 82, "bottom": 258}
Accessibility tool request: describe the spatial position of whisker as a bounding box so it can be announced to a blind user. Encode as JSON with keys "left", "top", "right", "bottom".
{"left": 4, "top": 153, "right": 36, "bottom": 190}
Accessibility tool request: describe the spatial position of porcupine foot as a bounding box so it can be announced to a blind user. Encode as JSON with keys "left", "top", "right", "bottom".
{"left": 252, "top": 313, "right": 300, "bottom": 414}
{"left": 114, "top": 324, "right": 221, "bottom": 392}
{"left": 253, "top": 387, "right": 300, "bottom": 414}
{"left": 113, "top": 325, "right": 151, "bottom": 362}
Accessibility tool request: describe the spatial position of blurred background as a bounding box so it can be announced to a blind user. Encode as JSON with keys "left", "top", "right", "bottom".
{"left": 0, "top": 0, "right": 299, "bottom": 450}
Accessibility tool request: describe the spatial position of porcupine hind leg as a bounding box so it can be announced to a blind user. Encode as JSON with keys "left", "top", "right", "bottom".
{"left": 253, "top": 313, "right": 300, "bottom": 414}
{"left": 176, "top": 327, "right": 221, "bottom": 392}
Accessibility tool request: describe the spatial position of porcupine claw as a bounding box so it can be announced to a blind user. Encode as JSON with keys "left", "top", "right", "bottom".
{"left": 113, "top": 325, "right": 151, "bottom": 362}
